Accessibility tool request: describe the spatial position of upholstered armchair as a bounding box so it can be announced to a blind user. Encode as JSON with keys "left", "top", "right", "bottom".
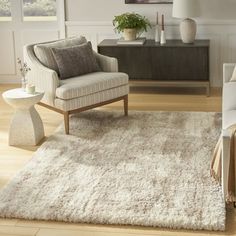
{"left": 24, "top": 37, "right": 129, "bottom": 134}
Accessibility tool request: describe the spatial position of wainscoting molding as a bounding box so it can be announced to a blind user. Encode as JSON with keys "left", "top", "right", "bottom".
{"left": 0, "top": 31, "right": 17, "bottom": 77}
{"left": 0, "top": 29, "right": 60, "bottom": 83}
{"left": 0, "top": 0, "right": 65, "bottom": 84}
{"left": 66, "top": 20, "right": 236, "bottom": 87}
{"left": 1, "top": 20, "right": 236, "bottom": 87}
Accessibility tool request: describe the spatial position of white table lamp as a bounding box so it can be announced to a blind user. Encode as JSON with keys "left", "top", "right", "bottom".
{"left": 172, "top": 0, "right": 200, "bottom": 44}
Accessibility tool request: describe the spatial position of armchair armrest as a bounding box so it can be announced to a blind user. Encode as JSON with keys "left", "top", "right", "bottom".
{"left": 23, "top": 45, "right": 59, "bottom": 106}
{"left": 223, "top": 63, "right": 236, "bottom": 84}
{"left": 222, "top": 129, "right": 231, "bottom": 201}
{"left": 94, "top": 52, "right": 118, "bottom": 72}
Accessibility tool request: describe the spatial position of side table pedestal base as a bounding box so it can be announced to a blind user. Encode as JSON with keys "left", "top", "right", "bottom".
{"left": 9, "top": 106, "right": 44, "bottom": 146}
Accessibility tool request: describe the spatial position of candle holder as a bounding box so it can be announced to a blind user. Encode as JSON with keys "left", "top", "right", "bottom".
{"left": 160, "top": 31, "right": 166, "bottom": 45}
{"left": 26, "top": 84, "right": 36, "bottom": 94}
{"left": 160, "top": 14, "right": 166, "bottom": 45}
{"left": 154, "top": 12, "right": 160, "bottom": 43}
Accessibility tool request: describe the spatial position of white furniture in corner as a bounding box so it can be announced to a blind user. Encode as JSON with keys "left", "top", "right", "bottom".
{"left": 222, "top": 63, "right": 236, "bottom": 201}
{"left": 2, "top": 88, "right": 45, "bottom": 146}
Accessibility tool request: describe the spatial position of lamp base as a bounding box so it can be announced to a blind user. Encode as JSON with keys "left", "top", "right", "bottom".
{"left": 180, "top": 18, "right": 196, "bottom": 44}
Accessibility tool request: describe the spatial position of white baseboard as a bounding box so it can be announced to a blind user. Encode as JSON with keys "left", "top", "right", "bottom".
{"left": 0, "top": 78, "right": 20, "bottom": 84}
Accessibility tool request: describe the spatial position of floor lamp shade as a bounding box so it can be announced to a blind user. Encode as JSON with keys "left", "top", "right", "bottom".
{"left": 172, "top": 0, "right": 200, "bottom": 43}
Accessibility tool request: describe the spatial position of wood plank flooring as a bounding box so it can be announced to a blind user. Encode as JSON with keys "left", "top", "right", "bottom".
{"left": 0, "top": 84, "right": 234, "bottom": 236}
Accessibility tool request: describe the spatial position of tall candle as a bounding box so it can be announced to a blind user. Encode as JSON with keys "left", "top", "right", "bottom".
{"left": 156, "top": 12, "right": 158, "bottom": 25}
{"left": 162, "top": 14, "right": 164, "bottom": 31}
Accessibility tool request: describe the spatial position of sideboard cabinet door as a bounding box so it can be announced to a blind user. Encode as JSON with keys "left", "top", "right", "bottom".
{"left": 150, "top": 47, "right": 209, "bottom": 81}
{"left": 98, "top": 47, "right": 152, "bottom": 80}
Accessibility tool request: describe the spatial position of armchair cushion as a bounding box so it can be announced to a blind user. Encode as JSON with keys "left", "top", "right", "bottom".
{"left": 52, "top": 42, "right": 101, "bottom": 80}
{"left": 55, "top": 84, "right": 129, "bottom": 111}
{"left": 34, "top": 36, "right": 87, "bottom": 74}
{"left": 56, "top": 72, "right": 128, "bottom": 100}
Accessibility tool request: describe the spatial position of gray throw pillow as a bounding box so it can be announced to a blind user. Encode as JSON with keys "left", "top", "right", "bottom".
{"left": 51, "top": 42, "right": 101, "bottom": 80}
{"left": 34, "top": 36, "right": 87, "bottom": 74}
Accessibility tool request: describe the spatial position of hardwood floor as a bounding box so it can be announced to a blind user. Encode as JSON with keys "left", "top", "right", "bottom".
{"left": 0, "top": 84, "right": 234, "bottom": 236}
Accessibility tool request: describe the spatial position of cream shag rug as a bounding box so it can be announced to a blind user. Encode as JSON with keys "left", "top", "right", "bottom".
{"left": 0, "top": 111, "right": 225, "bottom": 231}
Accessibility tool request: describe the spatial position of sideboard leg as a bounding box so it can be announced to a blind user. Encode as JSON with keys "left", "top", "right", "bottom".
{"left": 206, "top": 84, "right": 210, "bottom": 97}
{"left": 64, "top": 112, "right": 70, "bottom": 135}
{"left": 124, "top": 95, "right": 128, "bottom": 116}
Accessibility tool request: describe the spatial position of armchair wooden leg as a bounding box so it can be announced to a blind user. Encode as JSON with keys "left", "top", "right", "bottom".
{"left": 64, "top": 112, "right": 69, "bottom": 135}
{"left": 124, "top": 95, "right": 128, "bottom": 116}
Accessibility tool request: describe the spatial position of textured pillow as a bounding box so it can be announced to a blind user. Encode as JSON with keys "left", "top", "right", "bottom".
{"left": 34, "top": 36, "right": 87, "bottom": 74}
{"left": 51, "top": 42, "right": 101, "bottom": 80}
{"left": 230, "top": 66, "right": 236, "bottom": 81}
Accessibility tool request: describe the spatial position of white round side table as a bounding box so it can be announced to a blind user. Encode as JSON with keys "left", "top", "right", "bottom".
{"left": 2, "top": 88, "right": 45, "bottom": 146}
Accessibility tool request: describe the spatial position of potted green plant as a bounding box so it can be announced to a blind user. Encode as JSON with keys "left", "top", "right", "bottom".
{"left": 113, "top": 13, "right": 151, "bottom": 41}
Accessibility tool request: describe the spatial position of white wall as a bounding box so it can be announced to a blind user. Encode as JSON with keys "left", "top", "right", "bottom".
{"left": 2, "top": 0, "right": 235, "bottom": 86}
{"left": 0, "top": 0, "right": 65, "bottom": 84}
{"left": 65, "top": 0, "right": 236, "bottom": 87}
{"left": 65, "top": 0, "right": 236, "bottom": 21}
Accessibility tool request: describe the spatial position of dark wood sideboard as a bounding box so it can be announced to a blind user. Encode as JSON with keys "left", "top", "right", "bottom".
{"left": 97, "top": 39, "right": 210, "bottom": 96}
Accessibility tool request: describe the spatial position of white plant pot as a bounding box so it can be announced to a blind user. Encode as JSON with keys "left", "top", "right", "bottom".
{"left": 123, "top": 28, "right": 137, "bottom": 41}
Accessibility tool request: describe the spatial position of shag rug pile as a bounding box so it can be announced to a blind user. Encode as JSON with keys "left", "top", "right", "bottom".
{"left": 0, "top": 111, "right": 225, "bottom": 231}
